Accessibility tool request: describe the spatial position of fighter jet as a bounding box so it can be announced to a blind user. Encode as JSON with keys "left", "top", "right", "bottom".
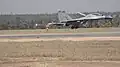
{"left": 57, "top": 10, "right": 113, "bottom": 29}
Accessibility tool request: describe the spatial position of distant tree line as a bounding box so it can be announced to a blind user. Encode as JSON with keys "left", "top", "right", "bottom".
{"left": 0, "top": 12, "right": 120, "bottom": 30}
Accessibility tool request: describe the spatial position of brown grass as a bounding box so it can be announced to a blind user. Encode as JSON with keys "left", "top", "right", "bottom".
{"left": 0, "top": 40, "right": 120, "bottom": 61}
{"left": 1, "top": 40, "right": 120, "bottom": 67}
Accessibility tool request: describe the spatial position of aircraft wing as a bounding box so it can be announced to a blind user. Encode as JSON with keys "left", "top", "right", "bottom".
{"left": 60, "top": 15, "right": 113, "bottom": 23}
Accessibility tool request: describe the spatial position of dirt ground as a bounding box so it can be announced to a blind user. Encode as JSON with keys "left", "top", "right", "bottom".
{"left": 0, "top": 37, "right": 120, "bottom": 42}
{"left": 1, "top": 61, "right": 120, "bottom": 67}
{"left": 0, "top": 37, "right": 120, "bottom": 67}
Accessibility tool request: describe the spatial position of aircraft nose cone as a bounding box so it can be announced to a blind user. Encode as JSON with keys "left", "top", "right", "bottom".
{"left": 105, "top": 16, "right": 113, "bottom": 19}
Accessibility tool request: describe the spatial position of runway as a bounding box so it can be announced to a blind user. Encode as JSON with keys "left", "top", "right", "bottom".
{"left": 0, "top": 32, "right": 120, "bottom": 38}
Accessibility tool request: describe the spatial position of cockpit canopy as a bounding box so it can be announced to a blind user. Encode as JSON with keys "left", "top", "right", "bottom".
{"left": 86, "top": 13, "right": 103, "bottom": 17}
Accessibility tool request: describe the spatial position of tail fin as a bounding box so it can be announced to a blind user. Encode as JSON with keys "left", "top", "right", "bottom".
{"left": 57, "top": 10, "right": 72, "bottom": 22}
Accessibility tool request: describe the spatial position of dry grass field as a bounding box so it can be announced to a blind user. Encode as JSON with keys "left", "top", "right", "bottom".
{"left": 0, "top": 40, "right": 120, "bottom": 67}
{"left": 0, "top": 28, "right": 120, "bottom": 35}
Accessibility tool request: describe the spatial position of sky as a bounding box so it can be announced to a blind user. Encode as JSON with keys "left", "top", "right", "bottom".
{"left": 0, "top": 0, "right": 120, "bottom": 14}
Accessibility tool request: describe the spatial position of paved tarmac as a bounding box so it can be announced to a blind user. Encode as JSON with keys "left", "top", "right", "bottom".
{"left": 0, "top": 32, "right": 120, "bottom": 38}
